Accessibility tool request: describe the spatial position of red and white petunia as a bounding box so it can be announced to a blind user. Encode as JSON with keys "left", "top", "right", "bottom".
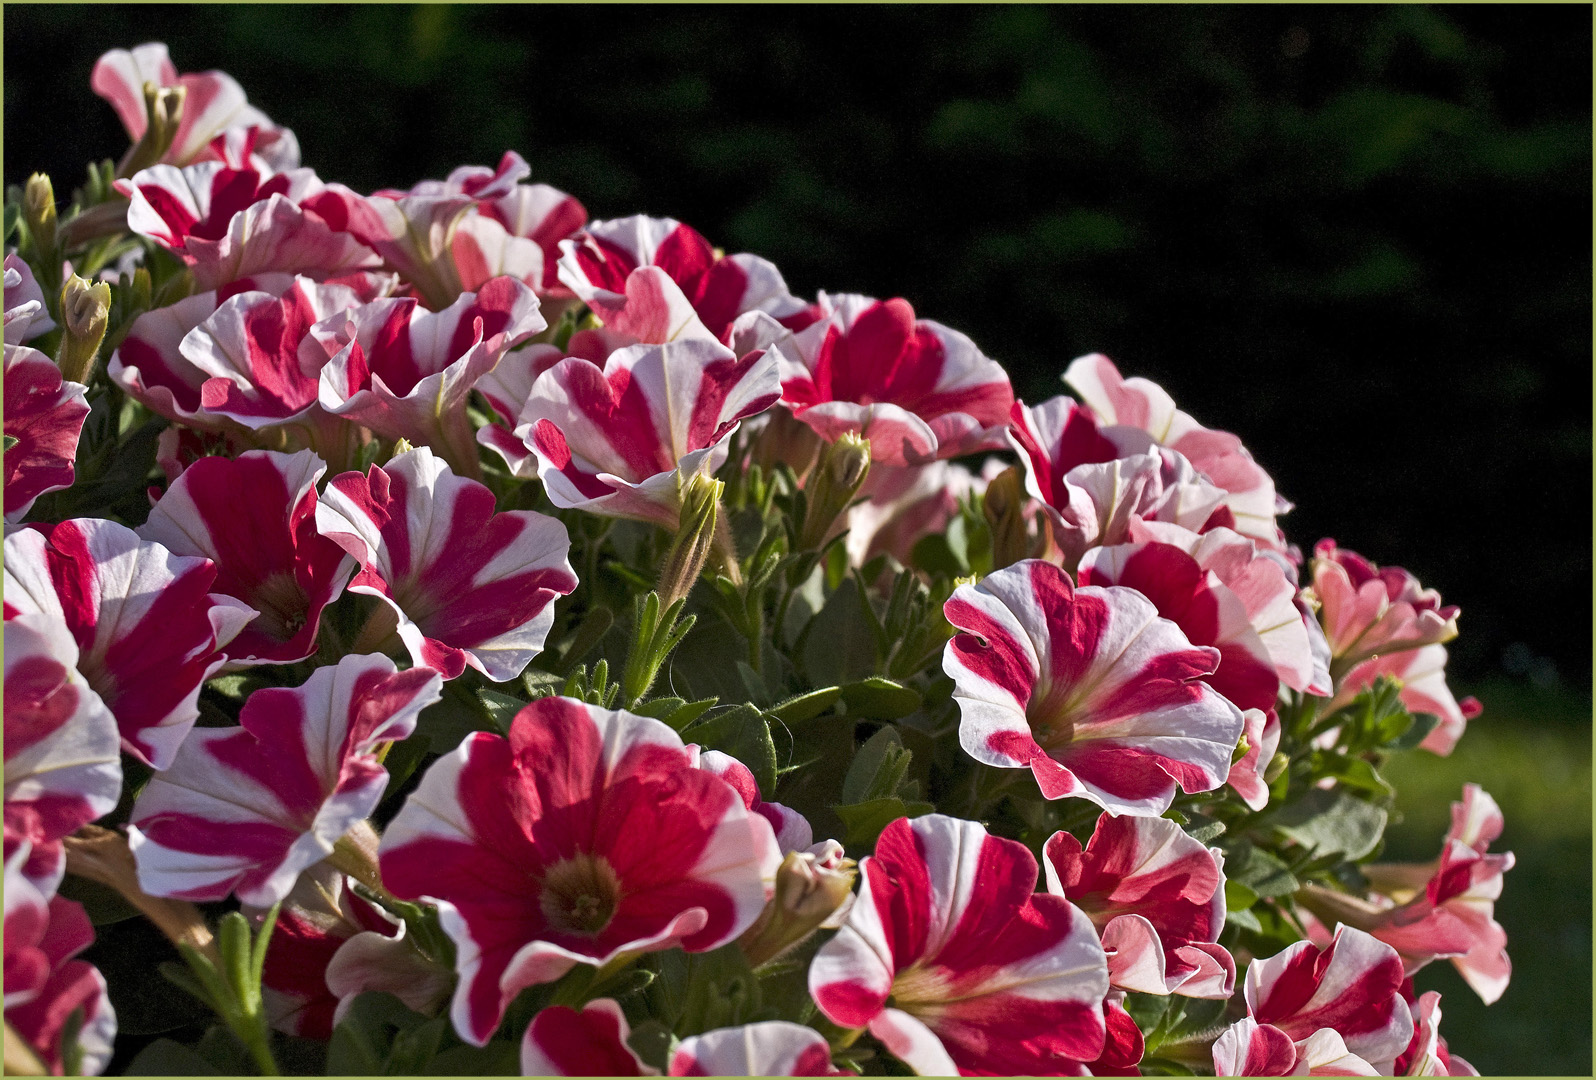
{"left": 3, "top": 847, "right": 117, "bottom": 1076}
{"left": 3, "top": 346, "right": 90, "bottom": 522}
{"left": 1064, "top": 354, "right": 1288, "bottom": 549}
{"left": 1006, "top": 395, "right": 1123, "bottom": 512}
{"left": 558, "top": 215, "right": 809, "bottom": 346}
{"left": 1327, "top": 644, "right": 1480, "bottom": 756}
{"left": 5, "top": 255, "right": 55, "bottom": 343}
{"left": 379, "top": 697, "right": 781, "bottom": 1046}
{"left": 1306, "top": 785, "right": 1513, "bottom": 1006}
{"left": 1043, "top": 814, "right": 1234, "bottom": 998}
{"left": 92, "top": 42, "right": 299, "bottom": 169}
{"left": 315, "top": 277, "right": 545, "bottom": 475}
{"left": 109, "top": 289, "right": 253, "bottom": 431}
{"left": 119, "top": 150, "right": 376, "bottom": 290}
{"left": 1226, "top": 707, "right": 1281, "bottom": 811}
{"left": 3, "top": 616, "right": 122, "bottom": 896}
{"left": 809, "top": 814, "right": 1109, "bottom": 1076}
{"left": 697, "top": 749, "right": 814, "bottom": 853}
{"left": 1310, "top": 540, "right": 1460, "bottom": 675}
{"left": 316, "top": 446, "right": 577, "bottom": 681}
{"left": 1092, "top": 994, "right": 1147, "bottom": 1076}
{"left": 1394, "top": 990, "right": 1478, "bottom": 1077}
{"left": 519, "top": 999, "right": 656, "bottom": 1076}
{"left": 3, "top": 519, "right": 256, "bottom": 769}
{"left": 670, "top": 1022, "right": 847, "bottom": 1076}
{"left": 1021, "top": 446, "right": 1231, "bottom": 572}
{"left": 256, "top": 865, "right": 451, "bottom": 1039}
{"left": 127, "top": 652, "right": 441, "bottom": 906}
{"left": 138, "top": 449, "right": 354, "bottom": 665}
{"left": 943, "top": 559, "right": 1244, "bottom": 816}
{"left": 1212, "top": 1017, "right": 1380, "bottom": 1076}
{"left": 1244, "top": 924, "right": 1414, "bottom": 1071}
{"left": 490, "top": 338, "right": 780, "bottom": 528}
{"left": 751, "top": 292, "right": 1012, "bottom": 466}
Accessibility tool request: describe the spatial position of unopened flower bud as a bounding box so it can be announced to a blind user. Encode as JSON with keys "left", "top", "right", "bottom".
{"left": 55, "top": 274, "right": 112, "bottom": 385}
{"left": 983, "top": 465, "right": 1032, "bottom": 570}
{"left": 117, "top": 82, "right": 187, "bottom": 178}
{"left": 658, "top": 472, "right": 723, "bottom": 609}
{"left": 22, "top": 174, "right": 57, "bottom": 261}
{"left": 799, "top": 432, "right": 871, "bottom": 550}
{"left": 737, "top": 845, "right": 858, "bottom": 967}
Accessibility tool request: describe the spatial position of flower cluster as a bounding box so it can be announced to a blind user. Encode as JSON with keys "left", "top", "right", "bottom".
{"left": 2, "top": 43, "right": 1506, "bottom": 1077}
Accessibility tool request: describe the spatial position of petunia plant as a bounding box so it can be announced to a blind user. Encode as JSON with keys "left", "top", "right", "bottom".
{"left": 2, "top": 43, "right": 1504, "bottom": 1078}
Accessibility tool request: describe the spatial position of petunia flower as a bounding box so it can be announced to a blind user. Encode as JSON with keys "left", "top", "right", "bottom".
{"left": 1309, "top": 540, "right": 1460, "bottom": 677}
{"left": 1243, "top": 924, "right": 1415, "bottom": 1072}
{"left": 3, "top": 616, "right": 122, "bottom": 895}
{"left": 3, "top": 519, "right": 256, "bottom": 769}
{"left": 943, "top": 559, "right": 1244, "bottom": 816}
{"left": 1063, "top": 353, "right": 1288, "bottom": 549}
{"left": 92, "top": 41, "right": 299, "bottom": 169}
{"left": 5, "top": 255, "right": 55, "bottom": 343}
{"left": 3, "top": 846, "right": 117, "bottom": 1076}
{"left": 139, "top": 449, "right": 353, "bottom": 665}
{"left": 379, "top": 696, "right": 781, "bottom": 1045}
{"left": 314, "top": 276, "right": 545, "bottom": 476}
{"left": 808, "top": 813, "right": 1109, "bottom": 1076}
{"left": 1212, "top": 1017, "right": 1380, "bottom": 1076}
{"left": 120, "top": 145, "right": 378, "bottom": 290}
{"left": 488, "top": 337, "right": 780, "bottom": 528}
{"left": 670, "top": 1022, "right": 849, "bottom": 1076}
{"left": 255, "top": 865, "right": 452, "bottom": 1040}
{"left": 315, "top": 446, "right": 578, "bottom": 681}
{"left": 519, "top": 999, "right": 656, "bottom": 1076}
{"left": 558, "top": 215, "right": 809, "bottom": 345}
{"left": 1043, "top": 814, "right": 1234, "bottom": 998}
{"left": 1393, "top": 989, "right": 1477, "bottom": 1076}
{"left": 1297, "top": 785, "right": 1512, "bottom": 1005}
{"left": 749, "top": 292, "right": 1012, "bottom": 466}
{"left": 1225, "top": 706, "right": 1282, "bottom": 811}
{"left": 127, "top": 652, "right": 441, "bottom": 906}
{"left": 3, "top": 346, "right": 90, "bottom": 522}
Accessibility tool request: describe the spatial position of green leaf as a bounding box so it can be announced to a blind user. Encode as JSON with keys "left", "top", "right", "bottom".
{"left": 4, "top": 202, "right": 19, "bottom": 243}
{"left": 2, "top": 433, "right": 18, "bottom": 453}
{"left": 839, "top": 677, "right": 921, "bottom": 720}
{"left": 1388, "top": 711, "right": 1441, "bottom": 750}
{"left": 1225, "top": 905, "right": 1262, "bottom": 932}
{"left": 683, "top": 704, "right": 777, "bottom": 793}
{"left": 1273, "top": 788, "right": 1389, "bottom": 861}
{"left": 1183, "top": 817, "right": 1226, "bottom": 843}
{"left": 667, "top": 944, "right": 763, "bottom": 1037}
{"left": 476, "top": 688, "right": 525, "bottom": 733}
{"left": 769, "top": 686, "right": 842, "bottom": 725}
{"left": 422, "top": 1042, "right": 519, "bottom": 1075}
{"left": 328, "top": 992, "right": 433, "bottom": 1076}
{"left": 801, "top": 578, "right": 878, "bottom": 686}
{"left": 633, "top": 695, "right": 718, "bottom": 731}
{"left": 841, "top": 726, "right": 912, "bottom": 804}
{"left": 123, "top": 1038, "right": 225, "bottom": 1076}
{"left": 415, "top": 686, "right": 486, "bottom": 753}
{"left": 1224, "top": 879, "right": 1259, "bottom": 913}
{"left": 832, "top": 796, "right": 934, "bottom": 849}
{"left": 1227, "top": 843, "right": 1300, "bottom": 898}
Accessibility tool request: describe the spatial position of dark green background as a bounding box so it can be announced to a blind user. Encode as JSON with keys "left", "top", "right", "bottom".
{"left": 5, "top": 5, "right": 1591, "bottom": 1075}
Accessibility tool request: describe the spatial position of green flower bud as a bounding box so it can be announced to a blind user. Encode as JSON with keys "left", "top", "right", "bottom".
{"left": 982, "top": 464, "right": 1032, "bottom": 570}
{"left": 658, "top": 471, "right": 723, "bottom": 609}
{"left": 55, "top": 274, "right": 112, "bottom": 385}
{"left": 799, "top": 432, "right": 871, "bottom": 551}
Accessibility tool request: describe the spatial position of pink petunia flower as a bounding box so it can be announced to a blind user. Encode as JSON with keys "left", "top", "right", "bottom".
{"left": 943, "top": 559, "right": 1244, "bottom": 816}
{"left": 519, "top": 999, "right": 656, "bottom": 1076}
{"left": 1063, "top": 353, "right": 1288, "bottom": 549}
{"left": 1244, "top": 924, "right": 1415, "bottom": 1072}
{"left": 1393, "top": 989, "right": 1478, "bottom": 1076}
{"left": 379, "top": 697, "right": 781, "bottom": 1046}
{"left": 91, "top": 41, "right": 299, "bottom": 169}
{"left": 558, "top": 215, "right": 809, "bottom": 346}
{"left": 119, "top": 142, "right": 378, "bottom": 290}
{"left": 808, "top": 813, "right": 1109, "bottom": 1076}
{"left": 697, "top": 749, "right": 814, "bottom": 853}
{"left": 1043, "top": 814, "right": 1234, "bottom": 998}
{"left": 314, "top": 277, "right": 545, "bottom": 476}
{"left": 3, "top": 519, "right": 256, "bottom": 769}
{"left": 3, "top": 616, "right": 122, "bottom": 896}
{"left": 487, "top": 337, "right": 780, "bottom": 528}
{"left": 3, "top": 846, "right": 117, "bottom": 1076}
{"left": 1309, "top": 540, "right": 1460, "bottom": 675}
{"left": 138, "top": 449, "right": 354, "bottom": 665}
{"left": 1212, "top": 1017, "right": 1380, "bottom": 1076}
{"left": 127, "top": 652, "right": 440, "bottom": 906}
{"left": 3, "top": 346, "right": 90, "bottom": 522}
{"left": 750, "top": 292, "right": 1012, "bottom": 467}
{"left": 670, "top": 1022, "right": 848, "bottom": 1076}
{"left": 5, "top": 255, "right": 56, "bottom": 344}
{"left": 256, "top": 865, "right": 451, "bottom": 1040}
{"left": 1302, "top": 785, "right": 1513, "bottom": 1006}
{"left": 315, "top": 446, "right": 577, "bottom": 681}
{"left": 1226, "top": 707, "right": 1282, "bottom": 812}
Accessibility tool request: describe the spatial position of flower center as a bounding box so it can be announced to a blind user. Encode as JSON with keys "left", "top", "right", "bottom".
{"left": 539, "top": 853, "right": 622, "bottom": 936}
{"left": 249, "top": 571, "right": 309, "bottom": 642}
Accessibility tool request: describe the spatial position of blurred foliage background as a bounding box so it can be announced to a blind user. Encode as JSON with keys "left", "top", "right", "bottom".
{"left": 5, "top": 5, "right": 1590, "bottom": 1074}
